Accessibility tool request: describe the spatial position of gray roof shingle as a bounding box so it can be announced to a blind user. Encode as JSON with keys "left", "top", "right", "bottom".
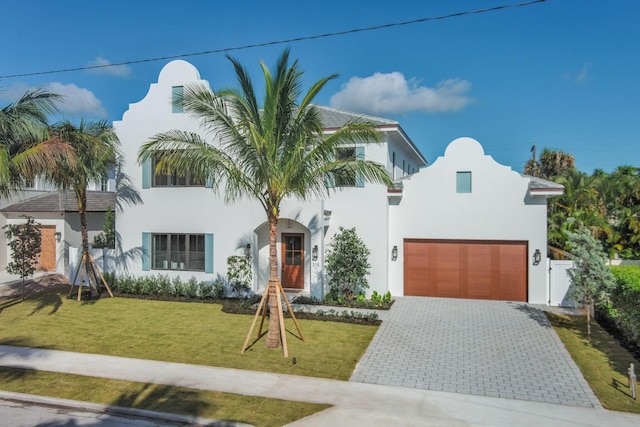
{"left": 314, "top": 105, "right": 398, "bottom": 128}
{"left": 0, "top": 191, "right": 116, "bottom": 213}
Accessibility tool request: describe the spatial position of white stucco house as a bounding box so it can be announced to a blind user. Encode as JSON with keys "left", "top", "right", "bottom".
{"left": 113, "top": 60, "right": 562, "bottom": 304}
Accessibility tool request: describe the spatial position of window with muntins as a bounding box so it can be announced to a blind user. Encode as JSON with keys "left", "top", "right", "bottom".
{"left": 152, "top": 233, "right": 205, "bottom": 271}
{"left": 456, "top": 171, "right": 472, "bottom": 193}
{"left": 335, "top": 147, "right": 356, "bottom": 187}
{"left": 152, "top": 156, "right": 204, "bottom": 187}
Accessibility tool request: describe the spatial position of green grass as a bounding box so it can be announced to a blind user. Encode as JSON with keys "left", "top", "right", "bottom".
{"left": 0, "top": 367, "right": 330, "bottom": 427}
{"left": 546, "top": 312, "right": 640, "bottom": 413}
{"left": 0, "top": 290, "right": 377, "bottom": 380}
{"left": 0, "top": 290, "right": 373, "bottom": 424}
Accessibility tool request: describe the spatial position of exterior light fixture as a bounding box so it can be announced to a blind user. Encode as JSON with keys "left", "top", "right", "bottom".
{"left": 391, "top": 245, "right": 398, "bottom": 261}
{"left": 244, "top": 243, "right": 251, "bottom": 259}
{"left": 533, "top": 249, "right": 541, "bottom": 265}
{"left": 312, "top": 245, "right": 318, "bottom": 261}
{"left": 54, "top": 232, "right": 62, "bottom": 243}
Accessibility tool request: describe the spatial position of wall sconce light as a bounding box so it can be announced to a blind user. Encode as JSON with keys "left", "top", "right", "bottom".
{"left": 312, "top": 245, "right": 318, "bottom": 261}
{"left": 533, "top": 249, "right": 541, "bottom": 265}
{"left": 244, "top": 243, "right": 251, "bottom": 259}
{"left": 54, "top": 232, "right": 61, "bottom": 243}
{"left": 391, "top": 245, "right": 398, "bottom": 261}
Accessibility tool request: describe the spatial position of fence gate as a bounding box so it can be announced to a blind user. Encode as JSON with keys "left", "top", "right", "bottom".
{"left": 549, "top": 260, "right": 575, "bottom": 307}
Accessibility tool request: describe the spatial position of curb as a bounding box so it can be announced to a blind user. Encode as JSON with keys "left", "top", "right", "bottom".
{"left": 0, "top": 390, "right": 253, "bottom": 426}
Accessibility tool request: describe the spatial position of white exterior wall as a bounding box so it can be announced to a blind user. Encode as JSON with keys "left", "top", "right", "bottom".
{"left": 389, "top": 137, "right": 550, "bottom": 304}
{"left": 113, "top": 60, "right": 401, "bottom": 298}
{"left": 112, "top": 59, "right": 554, "bottom": 304}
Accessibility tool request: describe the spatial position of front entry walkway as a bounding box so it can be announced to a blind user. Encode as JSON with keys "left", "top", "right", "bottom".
{"left": 350, "top": 297, "right": 600, "bottom": 408}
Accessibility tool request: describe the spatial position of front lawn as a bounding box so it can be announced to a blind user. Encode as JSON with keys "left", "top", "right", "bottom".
{"left": 546, "top": 312, "right": 640, "bottom": 413}
{"left": 0, "top": 290, "right": 377, "bottom": 380}
{"left": 0, "top": 367, "right": 329, "bottom": 427}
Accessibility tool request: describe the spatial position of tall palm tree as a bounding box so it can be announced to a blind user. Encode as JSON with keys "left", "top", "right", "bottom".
{"left": 139, "top": 49, "right": 391, "bottom": 350}
{"left": 539, "top": 148, "right": 575, "bottom": 179}
{"left": 0, "top": 89, "right": 72, "bottom": 196}
{"left": 45, "top": 120, "right": 120, "bottom": 295}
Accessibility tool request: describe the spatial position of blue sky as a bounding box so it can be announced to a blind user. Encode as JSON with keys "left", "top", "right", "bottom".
{"left": 1, "top": 0, "right": 638, "bottom": 174}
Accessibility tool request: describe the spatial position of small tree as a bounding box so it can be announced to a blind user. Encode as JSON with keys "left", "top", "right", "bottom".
{"left": 566, "top": 224, "right": 616, "bottom": 339}
{"left": 325, "top": 226, "right": 371, "bottom": 301}
{"left": 92, "top": 207, "right": 115, "bottom": 249}
{"left": 3, "top": 216, "right": 42, "bottom": 300}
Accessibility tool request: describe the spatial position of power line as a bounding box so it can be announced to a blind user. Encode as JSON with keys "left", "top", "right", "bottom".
{"left": 0, "top": 0, "right": 550, "bottom": 79}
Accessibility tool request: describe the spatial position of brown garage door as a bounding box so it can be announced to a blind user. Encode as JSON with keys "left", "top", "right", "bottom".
{"left": 404, "top": 239, "right": 527, "bottom": 301}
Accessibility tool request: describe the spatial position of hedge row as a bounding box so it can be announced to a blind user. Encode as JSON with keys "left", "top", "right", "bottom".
{"left": 600, "top": 265, "right": 640, "bottom": 351}
{"left": 104, "top": 273, "right": 229, "bottom": 300}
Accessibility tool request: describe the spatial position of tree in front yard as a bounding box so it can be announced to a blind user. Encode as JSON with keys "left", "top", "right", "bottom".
{"left": 3, "top": 215, "right": 42, "bottom": 300}
{"left": 566, "top": 223, "right": 616, "bottom": 339}
{"left": 325, "top": 226, "right": 371, "bottom": 301}
{"left": 138, "top": 49, "right": 391, "bottom": 352}
{"left": 44, "top": 120, "right": 120, "bottom": 297}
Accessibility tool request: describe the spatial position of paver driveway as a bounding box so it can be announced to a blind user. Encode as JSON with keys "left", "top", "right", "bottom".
{"left": 350, "top": 297, "right": 601, "bottom": 408}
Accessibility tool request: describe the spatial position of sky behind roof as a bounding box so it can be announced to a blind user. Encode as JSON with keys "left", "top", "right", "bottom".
{"left": 1, "top": 0, "right": 638, "bottom": 174}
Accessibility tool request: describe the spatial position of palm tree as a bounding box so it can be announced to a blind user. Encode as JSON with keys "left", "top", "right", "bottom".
{"left": 523, "top": 143, "right": 541, "bottom": 177}
{"left": 138, "top": 49, "right": 391, "bottom": 351}
{"left": 45, "top": 120, "right": 120, "bottom": 296}
{"left": 0, "top": 89, "right": 72, "bottom": 196}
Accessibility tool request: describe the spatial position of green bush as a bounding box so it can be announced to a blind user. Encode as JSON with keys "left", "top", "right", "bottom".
{"left": 227, "top": 255, "right": 252, "bottom": 296}
{"left": 108, "top": 274, "right": 229, "bottom": 300}
{"left": 609, "top": 265, "right": 640, "bottom": 343}
{"left": 325, "top": 227, "right": 371, "bottom": 301}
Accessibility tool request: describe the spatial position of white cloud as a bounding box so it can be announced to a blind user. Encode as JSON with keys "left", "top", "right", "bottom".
{"left": 563, "top": 62, "right": 592, "bottom": 84}
{"left": 45, "top": 82, "right": 107, "bottom": 116}
{"left": 0, "top": 82, "right": 106, "bottom": 117}
{"left": 330, "top": 72, "right": 473, "bottom": 115}
{"left": 86, "top": 56, "right": 132, "bottom": 77}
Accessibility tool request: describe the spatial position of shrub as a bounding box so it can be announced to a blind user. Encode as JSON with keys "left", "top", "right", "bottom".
{"left": 325, "top": 227, "right": 371, "bottom": 301}
{"left": 609, "top": 265, "right": 640, "bottom": 343}
{"left": 227, "top": 255, "right": 252, "bottom": 296}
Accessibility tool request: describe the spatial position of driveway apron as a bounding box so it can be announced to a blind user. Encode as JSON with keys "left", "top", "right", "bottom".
{"left": 350, "top": 297, "right": 600, "bottom": 408}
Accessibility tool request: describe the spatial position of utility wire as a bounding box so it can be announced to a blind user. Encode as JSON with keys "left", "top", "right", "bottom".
{"left": 0, "top": 0, "right": 549, "bottom": 79}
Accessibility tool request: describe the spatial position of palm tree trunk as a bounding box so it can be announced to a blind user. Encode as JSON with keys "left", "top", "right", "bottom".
{"left": 77, "top": 189, "right": 97, "bottom": 296}
{"left": 265, "top": 210, "right": 281, "bottom": 348}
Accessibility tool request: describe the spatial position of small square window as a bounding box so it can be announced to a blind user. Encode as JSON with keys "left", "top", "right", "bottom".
{"left": 456, "top": 171, "right": 472, "bottom": 193}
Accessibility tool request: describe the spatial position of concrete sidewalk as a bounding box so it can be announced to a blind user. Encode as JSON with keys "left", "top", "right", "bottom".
{"left": 1, "top": 345, "right": 639, "bottom": 426}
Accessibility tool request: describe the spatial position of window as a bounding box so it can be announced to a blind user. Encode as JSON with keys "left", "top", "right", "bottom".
{"left": 456, "top": 171, "right": 472, "bottom": 193}
{"left": 151, "top": 233, "right": 205, "bottom": 271}
{"left": 402, "top": 160, "right": 406, "bottom": 177}
{"left": 152, "top": 156, "right": 203, "bottom": 187}
{"left": 172, "top": 86, "right": 184, "bottom": 113}
{"left": 335, "top": 147, "right": 356, "bottom": 187}
{"left": 100, "top": 175, "right": 108, "bottom": 191}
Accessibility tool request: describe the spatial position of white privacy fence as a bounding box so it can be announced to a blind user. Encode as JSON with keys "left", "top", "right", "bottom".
{"left": 68, "top": 247, "right": 117, "bottom": 286}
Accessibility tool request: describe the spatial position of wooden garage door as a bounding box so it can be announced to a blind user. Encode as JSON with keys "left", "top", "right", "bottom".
{"left": 404, "top": 239, "right": 527, "bottom": 301}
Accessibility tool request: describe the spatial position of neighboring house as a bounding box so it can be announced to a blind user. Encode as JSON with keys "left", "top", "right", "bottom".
{"left": 114, "top": 60, "right": 562, "bottom": 304}
{"left": 1, "top": 190, "right": 116, "bottom": 274}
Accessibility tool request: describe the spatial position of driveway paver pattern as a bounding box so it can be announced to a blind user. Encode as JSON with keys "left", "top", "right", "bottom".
{"left": 350, "top": 297, "right": 601, "bottom": 408}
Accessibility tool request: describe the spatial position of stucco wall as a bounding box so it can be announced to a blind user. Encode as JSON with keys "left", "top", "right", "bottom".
{"left": 388, "top": 137, "right": 550, "bottom": 303}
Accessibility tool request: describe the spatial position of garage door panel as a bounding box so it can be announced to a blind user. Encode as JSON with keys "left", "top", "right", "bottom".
{"left": 404, "top": 239, "right": 527, "bottom": 302}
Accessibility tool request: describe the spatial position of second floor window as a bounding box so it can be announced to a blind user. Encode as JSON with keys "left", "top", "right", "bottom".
{"left": 335, "top": 147, "right": 356, "bottom": 187}
{"left": 152, "top": 156, "right": 203, "bottom": 187}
